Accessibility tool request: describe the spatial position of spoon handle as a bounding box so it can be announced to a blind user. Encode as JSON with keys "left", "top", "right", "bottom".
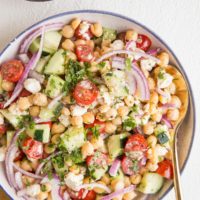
{"left": 172, "top": 133, "right": 183, "bottom": 200}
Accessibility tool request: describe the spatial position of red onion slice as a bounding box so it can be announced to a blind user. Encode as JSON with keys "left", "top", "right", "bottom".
{"left": 161, "top": 115, "right": 173, "bottom": 128}
{"left": 147, "top": 48, "right": 161, "bottom": 56}
{"left": 126, "top": 71, "right": 137, "bottom": 95}
{"left": 101, "top": 185, "right": 135, "bottom": 200}
{"left": 29, "top": 70, "right": 45, "bottom": 84}
{"left": 109, "top": 159, "right": 121, "bottom": 177}
{"left": 34, "top": 117, "right": 52, "bottom": 124}
{"left": 19, "top": 22, "right": 64, "bottom": 54}
{"left": 18, "top": 54, "right": 30, "bottom": 64}
{"left": 156, "top": 87, "right": 170, "bottom": 98}
{"left": 111, "top": 56, "right": 125, "bottom": 69}
{"left": 161, "top": 103, "right": 177, "bottom": 109}
{"left": 15, "top": 172, "right": 24, "bottom": 190}
{"left": 125, "top": 40, "right": 136, "bottom": 51}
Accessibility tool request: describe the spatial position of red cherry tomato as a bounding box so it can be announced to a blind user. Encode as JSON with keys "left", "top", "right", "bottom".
{"left": 76, "top": 45, "right": 94, "bottom": 62}
{"left": 39, "top": 121, "right": 52, "bottom": 128}
{"left": 121, "top": 156, "right": 136, "bottom": 175}
{"left": 125, "top": 134, "right": 148, "bottom": 153}
{"left": 136, "top": 34, "right": 152, "bottom": 51}
{"left": 73, "top": 80, "right": 98, "bottom": 106}
{"left": 19, "top": 89, "right": 31, "bottom": 97}
{"left": 1, "top": 59, "right": 24, "bottom": 82}
{"left": 75, "top": 22, "right": 93, "bottom": 40}
{"left": 0, "top": 124, "right": 7, "bottom": 135}
{"left": 86, "top": 152, "right": 108, "bottom": 167}
{"left": 22, "top": 137, "right": 43, "bottom": 160}
{"left": 156, "top": 159, "right": 173, "bottom": 179}
{"left": 85, "top": 119, "right": 106, "bottom": 134}
{"left": 83, "top": 190, "right": 96, "bottom": 200}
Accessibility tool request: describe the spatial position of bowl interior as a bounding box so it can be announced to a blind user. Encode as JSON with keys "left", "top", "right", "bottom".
{"left": 0, "top": 10, "right": 195, "bottom": 200}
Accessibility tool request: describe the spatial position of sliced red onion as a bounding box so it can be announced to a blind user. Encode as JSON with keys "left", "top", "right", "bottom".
{"left": 29, "top": 70, "right": 45, "bottom": 84}
{"left": 63, "top": 191, "right": 70, "bottom": 200}
{"left": 15, "top": 172, "right": 24, "bottom": 190}
{"left": 101, "top": 185, "right": 135, "bottom": 200}
{"left": 161, "top": 103, "right": 176, "bottom": 109}
{"left": 109, "top": 159, "right": 121, "bottom": 177}
{"left": 147, "top": 48, "right": 161, "bottom": 56}
{"left": 48, "top": 93, "right": 65, "bottom": 109}
{"left": 19, "top": 22, "right": 64, "bottom": 54}
{"left": 77, "top": 183, "right": 111, "bottom": 194}
{"left": 111, "top": 56, "right": 125, "bottom": 69}
{"left": 161, "top": 115, "right": 173, "bottom": 128}
{"left": 156, "top": 87, "right": 170, "bottom": 98}
{"left": 4, "top": 27, "right": 45, "bottom": 108}
{"left": 13, "top": 163, "right": 43, "bottom": 179}
{"left": 96, "top": 49, "right": 159, "bottom": 64}
{"left": 131, "top": 63, "right": 150, "bottom": 101}
{"left": 18, "top": 53, "right": 30, "bottom": 64}
{"left": 34, "top": 117, "right": 52, "bottom": 124}
{"left": 140, "top": 157, "right": 147, "bottom": 166}
{"left": 126, "top": 71, "right": 137, "bottom": 95}
{"left": 125, "top": 40, "right": 136, "bottom": 51}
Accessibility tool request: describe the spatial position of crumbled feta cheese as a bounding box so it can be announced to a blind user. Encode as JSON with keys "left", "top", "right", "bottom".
{"left": 59, "top": 114, "right": 70, "bottom": 127}
{"left": 8, "top": 103, "right": 28, "bottom": 115}
{"left": 25, "top": 184, "right": 41, "bottom": 197}
{"left": 114, "top": 102, "right": 125, "bottom": 109}
{"left": 155, "top": 144, "right": 168, "bottom": 156}
{"left": 102, "top": 92, "right": 112, "bottom": 105}
{"left": 64, "top": 172, "right": 83, "bottom": 191}
{"left": 71, "top": 105, "right": 87, "bottom": 116}
{"left": 157, "top": 73, "right": 173, "bottom": 89}
{"left": 24, "top": 78, "right": 41, "bottom": 94}
{"left": 110, "top": 40, "right": 124, "bottom": 50}
{"left": 0, "top": 113, "right": 4, "bottom": 125}
{"left": 0, "top": 147, "right": 6, "bottom": 162}
{"left": 140, "top": 59, "right": 156, "bottom": 71}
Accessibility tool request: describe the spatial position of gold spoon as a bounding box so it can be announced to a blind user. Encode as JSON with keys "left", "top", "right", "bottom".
{"left": 165, "top": 65, "right": 189, "bottom": 200}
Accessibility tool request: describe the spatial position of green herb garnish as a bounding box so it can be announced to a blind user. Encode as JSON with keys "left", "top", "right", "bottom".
{"left": 123, "top": 117, "right": 137, "bottom": 130}
{"left": 70, "top": 149, "right": 84, "bottom": 164}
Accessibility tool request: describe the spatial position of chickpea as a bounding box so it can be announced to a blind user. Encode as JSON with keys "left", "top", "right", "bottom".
{"left": 149, "top": 103, "right": 157, "bottom": 114}
{"left": 150, "top": 91, "right": 159, "bottom": 105}
{"left": 124, "top": 176, "right": 131, "bottom": 187}
{"left": 105, "top": 122, "right": 117, "bottom": 134}
{"left": 123, "top": 191, "right": 137, "bottom": 200}
{"left": 83, "top": 112, "right": 95, "bottom": 124}
{"left": 81, "top": 141, "right": 94, "bottom": 159}
{"left": 75, "top": 39, "right": 86, "bottom": 47}
{"left": 17, "top": 97, "right": 32, "bottom": 111}
{"left": 146, "top": 161, "right": 158, "bottom": 172}
{"left": 124, "top": 95, "right": 134, "bottom": 107}
{"left": 112, "top": 117, "right": 122, "bottom": 126}
{"left": 143, "top": 122, "right": 154, "bottom": 135}
{"left": 22, "top": 175, "right": 35, "bottom": 186}
{"left": 1, "top": 80, "right": 14, "bottom": 91}
{"left": 148, "top": 77, "right": 155, "bottom": 91}
{"left": 71, "top": 18, "right": 81, "bottom": 30}
{"left": 167, "top": 108, "right": 180, "bottom": 121}
{"left": 96, "top": 113, "right": 106, "bottom": 122}
{"left": 111, "top": 179, "right": 124, "bottom": 191}
{"left": 117, "top": 106, "right": 129, "bottom": 118}
{"left": 62, "top": 25, "right": 74, "bottom": 38}
{"left": 90, "top": 136, "right": 104, "bottom": 149}
{"left": 151, "top": 112, "right": 162, "bottom": 122}
{"left": 170, "top": 95, "right": 181, "bottom": 108}
{"left": 47, "top": 194, "right": 52, "bottom": 200}
{"left": 33, "top": 93, "right": 48, "bottom": 107}
{"left": 147, "top": 135, "right": 157, "bottom": 147}
{"left": 99, "top": 104, "right": 110, "bottom": 113}
{"left": 101, "top": 174, "right": 111, "bottom": 185}
{"left": 159, "top": 94, "right": 171, "bottom": 104}
{"left": 30, "top": 159, "right": 39, "bottom": 171}
{"left": 37, "top": 191, "right": 48, "bottom": 200}
{"left": 29, "top": 106, "right": 40, "bottom": 117}
{"left": 130, "top": 174, "right": 142, "bottom": 185}
{"left": 86, "top": 40, "right": 95, "bottom": 49}
{"left": 51, "top": 134, "right": 60, "bottom": 144}
{"left": 168, "top": 82, "right": 176, "bottom": 94}
{"left": 157, "top": 52, "right": 169, "bottom": 67}
{"left": 41, "top": 183, "right": 52, "bottom": 192}
{"left": 21, "top": 159, "right": 32, "bottom": 172}
{"left": 62, "top": 39, "right": 75, "bottom": 51}
{"left": 105, "top": 108, "right": 117, "bottom": 120}
{"left": 125, "top": 30, "right": 138, "bottom": 41}
{"left": 70, "top": 116, "right": 83, "bottom": 127}
{"left": 61, "top": 107, "right": 70, "bottom": 116}
{"left": 66, "top": 51, "right": 77, "bottom": 62}
{"left": 90, "top": 23, "right": 103, "bottom": 37}
{"left": 44, "top": 143, "right": 56, "bottom": 154}
{"left": 51, "top": 123, "right": 65, "bottom": 135}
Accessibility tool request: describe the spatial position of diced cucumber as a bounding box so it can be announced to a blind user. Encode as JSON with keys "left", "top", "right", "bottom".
{"left": 0, "top": 74, "right": 3, "bottom": 94}
{"left": 91, "top": 167, "right": 108, "bottom": 181}
{"left": 45, "top": 75, "right": 65, "bottom": 98}
{"left": 59, "top": 127, "right": 85, "bottom": 153}
{"left": 107, "top": 133, "right": 130, "bottom": 158}
{"left": 137, "top": 173, "right": 164, "bottom": 194}
{"left": 6, "top": 130, "right": 15, "bottom": 147}
{"left": 52, "top": 154, "right": 68, "bottom": 174}
{"left": 102, "top": 27, "right": 117, "bottom": 42}
{"left": 0, "top": 110, "right": 22, "bottom": 129}
{"left": 44, "top": 49, "right": 65, "bottom": 75}
{"left": 35, "top": 55, "right": 50, "bottom": 73}
{"left": 29, "top": 31, "right": 62, "bottom": 54}
{"left": 27, "top": 124, "right": 50, "bottom": 143}
{"left": 111, "top": 169, "right": 124, "bottom": 179}
{"left": 157, "top": 132, "right": 169, "bottom": 144}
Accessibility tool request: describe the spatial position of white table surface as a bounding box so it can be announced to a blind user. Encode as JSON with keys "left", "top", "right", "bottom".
{"left": 0, "top": 0, "right": 200, "bottom": 199}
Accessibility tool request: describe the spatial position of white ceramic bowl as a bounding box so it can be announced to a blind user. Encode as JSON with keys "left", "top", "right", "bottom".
{"left": 0, "top": 10, "right": 195, "bottom": 200}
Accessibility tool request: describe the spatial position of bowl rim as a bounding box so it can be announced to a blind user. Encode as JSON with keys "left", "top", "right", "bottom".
{"left": 0, "top": 9, "right": 196, "bottom": 200}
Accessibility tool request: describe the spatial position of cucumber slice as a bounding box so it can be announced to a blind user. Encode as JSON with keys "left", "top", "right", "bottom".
{"left": 137, "top": 173, "right": 164, "bottom": 194}
{"left": 44, "top": 49, "right": 65, "bottom": 75}
{"left": 91, "top": 167, "right": 108, "bottom": 181}
{"left": 29, "top": 31, "right": 62, "bottom": 54}
{"left": 35, "top": 55, "right": 50, "bottom": 73}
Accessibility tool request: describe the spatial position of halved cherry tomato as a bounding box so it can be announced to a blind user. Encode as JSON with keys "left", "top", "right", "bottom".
{"left": 85, "top": 119, "right": 106, "bottom": 134}
{"left": 39, "top": 121, "right": 52, "bottom": 128}
{"left": 86, "top": 152, "right": 108, "bottom": 167}
{"left": 121, "top": 156, "right": 136, "bottom": 175}
{"left": 19, "top": 89, "right": 31, "bottom": 97}
{"left": 136, "top": 34, "right": 152, "bottom": 51}
{"left": 73, "top": 80, "right": 98, "bottom": 106}
{"left": 0, "top": 124, "right": 7, "bottom": 135}
{"left": 156, "top": 159, "right": 173, "bottom": 179}
{"left": 1, "top": 59, "right": 24, "bottom": 82}
{"left": 83, "top": 190, "right": 96, "bottom": 200}
{"left": 125, "top": 134, "right": 148, "bottom": 153}
{"left": 75, "top": 22, "right": 93, "bottom": 40}
{"left": 22, "top": 137, "right": 43, "bottom": 160}
{"left": 76, "top": 45, "right": 94, "bottom": 62}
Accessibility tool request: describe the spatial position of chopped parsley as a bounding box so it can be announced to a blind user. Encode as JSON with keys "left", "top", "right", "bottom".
{"left": 158, "top": 69, "right": 165, "bottom": 79}
{"left": 41, "top": 184, "right": 47, "bottom": 192}
{"left": 52, "top": 155, "right": 65, "bottom": 169}
{"left": 98, "top": 61, "right": 106, "bottom": 68}
{"left": 19, "top": 115, "right": 35, "bottom": 129}
{"left": 131, "top": 104, "right": 139, "bottom": 112}
{"left": 70, "top": 149, "right": 84, "bottom": 164}
{"left": 123, "top": 117, "right": 137, "bottom": 130}
{"left": 53, "top": 103, "right": 63, "bottom": 118}
{"left": 89, "top": 125, "right": 100, "bottom": 139}
{"left": 132, "top": 160, "right": 139, "bottom": 172}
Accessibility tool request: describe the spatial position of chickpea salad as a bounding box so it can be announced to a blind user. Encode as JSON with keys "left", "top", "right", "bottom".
{"left": 0, "top": 18, "right": 183, "bottom": 200}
